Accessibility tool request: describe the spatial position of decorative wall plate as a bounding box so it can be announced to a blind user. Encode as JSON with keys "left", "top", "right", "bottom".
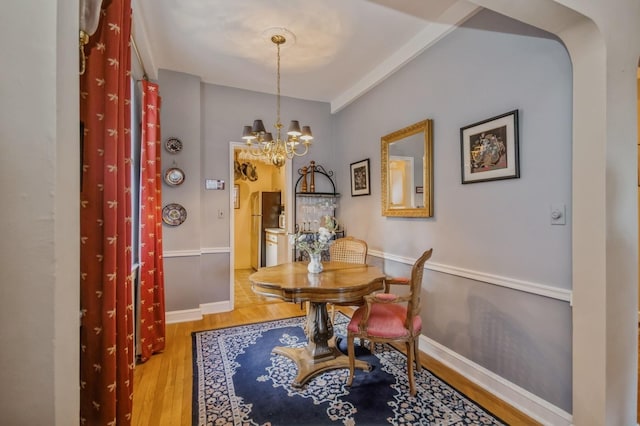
{"left": 244, "top": 162, "right": 258, "bottom": 181}
{"left": 162, "top": 203, "right": 187, "bottom": 226}
{"left": 165, "top": 137, "right": 183, "bottom": 153}
{"left": 164, "top": 167, "right": 185, "bottom": 186}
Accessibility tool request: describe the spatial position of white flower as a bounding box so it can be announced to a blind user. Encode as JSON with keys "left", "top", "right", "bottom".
{"left": 293, "top": 217, "right": 337, "bottom": 256}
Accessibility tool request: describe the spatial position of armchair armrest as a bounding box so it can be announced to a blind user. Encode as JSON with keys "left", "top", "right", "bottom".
{"left": 383, "top": 276, "right": 410, "bottom": 293}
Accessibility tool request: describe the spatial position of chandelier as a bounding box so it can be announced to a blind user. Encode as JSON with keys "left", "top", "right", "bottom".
{"left": 241, "top": 30, "right": 313, "bottom": 168}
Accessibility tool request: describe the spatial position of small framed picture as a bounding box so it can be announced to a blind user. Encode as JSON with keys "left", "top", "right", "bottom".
{"left": 415, "top": 186, "right": 424, "bottom": 194}
{"left": 460, "top": 110, "right": 519, "bottom": 184}
{"left": 350, "top": 158, "right": 371, "bottom": 196}
{"left": 233, "top": 184, "right": 240, "bottom": 209}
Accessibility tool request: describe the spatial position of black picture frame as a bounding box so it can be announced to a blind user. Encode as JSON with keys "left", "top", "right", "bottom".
{"left": 350, "top": 158, "right": 371, "bottom": 196}
{"left": 460, "top": 110, "right": 519, "bottom": 184}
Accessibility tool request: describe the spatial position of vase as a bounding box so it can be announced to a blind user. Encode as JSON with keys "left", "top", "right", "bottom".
{"left": 307, "top": 252, "right": 323, "bottom": 274}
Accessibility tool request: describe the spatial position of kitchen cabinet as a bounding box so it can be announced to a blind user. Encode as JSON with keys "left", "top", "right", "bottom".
{"left": 265, "top": 228, "right": 287, "bottom": 267}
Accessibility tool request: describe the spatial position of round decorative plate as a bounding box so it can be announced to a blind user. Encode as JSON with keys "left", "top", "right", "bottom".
{"left": 164, "top": 167, "right": 185, "bottom": 186}
{"left": 244, "top": 162, "right": 258, "bottom": 181}
{"left": 162, "top": 203, "right": 187, "bottom": 226}
{"left": 165, "top": 137, "right": 183, "bottom": 153}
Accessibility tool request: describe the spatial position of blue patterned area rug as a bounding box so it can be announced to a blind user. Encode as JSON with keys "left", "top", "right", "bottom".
{"left": 192, "top": 313, "right": 504, "bottom": 425}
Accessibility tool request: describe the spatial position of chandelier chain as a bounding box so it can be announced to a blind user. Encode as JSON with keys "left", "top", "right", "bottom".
{"left": 276, "top": 41, "right": 281, "bottom": 136}
{"left": 241, "top": 30, "right": 313, "bottom": 168}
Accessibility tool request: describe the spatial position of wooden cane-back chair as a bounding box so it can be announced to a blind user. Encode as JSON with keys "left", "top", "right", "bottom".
{"left": 321, "top": 237, "right": 368, "bottom": 320}
{"left": 329, "top": 236, "right": 368, "bottom": 264}
{"left": 346, "top": 248, "right": 433, "bottom": 396}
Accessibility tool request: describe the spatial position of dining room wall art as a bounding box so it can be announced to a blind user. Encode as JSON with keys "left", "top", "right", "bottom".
{"left": 164, "top": 136, "right": 183, "bottom": 153}
{"left": 460, "top": 110, "right": 520, "bottom": 184}
{"left": 349, "top": 158, "right": 370, "bottom": 196}
{"left": 164, "top": 166, "right": 185, "bottom": 186}
{"left": 162, "top": 202, "right": 187, "bottom": 226}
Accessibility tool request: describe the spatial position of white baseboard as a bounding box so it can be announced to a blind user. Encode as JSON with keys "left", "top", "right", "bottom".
{"left": 165, "top": 308, "right": 202, "bottom": 324}
{"left": 419, "top": 335, "right": 572, "bottom": 425}
{"left": 201, "top": 301, "right": 232, "bottom": 315}
{"left": 166, "top": 301, "right": 233, "bottom": 324}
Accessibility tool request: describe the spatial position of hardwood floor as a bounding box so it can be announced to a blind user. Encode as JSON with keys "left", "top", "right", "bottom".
{"left": 132, "top": 270, "right": 539, "bottom": 425}
{"left": 233, "top": 268, "right": 283, "bottom": 308}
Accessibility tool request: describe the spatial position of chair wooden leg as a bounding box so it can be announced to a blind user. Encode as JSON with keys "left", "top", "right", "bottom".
{"left": 407, "top": 340, "right": 416, "bottom": 396}
{"left": 414, "top": 336, "right": 422, "bottom": 372}
{"left": 346, "top": 333, "right": 355, "bottom": 387}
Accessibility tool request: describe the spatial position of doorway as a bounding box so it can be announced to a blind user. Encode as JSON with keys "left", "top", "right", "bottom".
{"left": 389, "top": 155, "right": 415, "bottom": 209}
{"left": 228, "top": 142, "right": 293, "bottom": 309}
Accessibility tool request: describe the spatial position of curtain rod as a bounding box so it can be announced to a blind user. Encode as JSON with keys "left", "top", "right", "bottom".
{"left": 130, "top": 35, "right": 148, "bottom": 81}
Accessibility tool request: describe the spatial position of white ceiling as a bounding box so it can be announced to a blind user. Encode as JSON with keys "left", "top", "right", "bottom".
{"left": 132, "top": 0, "right": 480, "bottom": 112}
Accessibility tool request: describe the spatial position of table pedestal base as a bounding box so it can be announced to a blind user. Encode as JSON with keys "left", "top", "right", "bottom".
{"left": 273, "top": 345, "right": 370, "bottom": 388}
{"left": 249, "top": 263, "right": 386, "bottom": 388}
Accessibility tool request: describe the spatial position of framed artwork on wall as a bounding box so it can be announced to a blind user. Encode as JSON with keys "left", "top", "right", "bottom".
{"left": 460, "top": 110, "right": 520, "bottom": 184}
{"left": 350, "top": 158, "right": 371, "bottom": 196}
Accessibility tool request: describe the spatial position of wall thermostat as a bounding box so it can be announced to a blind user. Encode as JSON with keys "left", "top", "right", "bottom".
{"left": 205, "top": 179, "right": 225, "bottom": 190}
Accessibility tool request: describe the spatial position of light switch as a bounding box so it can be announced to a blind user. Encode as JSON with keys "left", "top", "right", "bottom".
{"left": 550, "top": 204, "right": 566, "bottom": 225}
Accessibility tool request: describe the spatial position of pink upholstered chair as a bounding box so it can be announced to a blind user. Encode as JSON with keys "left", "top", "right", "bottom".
{"left": 346, "top": 249, "right": 433, "bottom": 396}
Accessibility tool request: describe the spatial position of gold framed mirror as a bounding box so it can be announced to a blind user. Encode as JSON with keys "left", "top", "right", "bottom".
{"left": 381, "top": 119, "right": 433, "bottom": 217}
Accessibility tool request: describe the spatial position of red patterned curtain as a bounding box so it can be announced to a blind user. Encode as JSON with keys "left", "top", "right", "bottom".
{"left": 138, "top": 80, "right": 166, "bottom": 362}
{"left": 80, "top": 0, "right": 134, "bottom": 424}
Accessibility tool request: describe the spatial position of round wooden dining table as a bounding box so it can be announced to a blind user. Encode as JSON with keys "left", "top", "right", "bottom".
{"left": 249, "top": 261, "right": 386, "bottom": 388}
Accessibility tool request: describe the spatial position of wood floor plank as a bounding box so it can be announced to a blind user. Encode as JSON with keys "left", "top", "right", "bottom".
{"left": 131, "top": 270, "right": 539, "bottom": 425}
{"left": 169, "top": 322, "right": 186, "bottom": 426}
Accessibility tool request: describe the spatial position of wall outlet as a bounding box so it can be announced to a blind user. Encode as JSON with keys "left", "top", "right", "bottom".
{"left": 217, "top": 209, "right": 224, "bottom": 219}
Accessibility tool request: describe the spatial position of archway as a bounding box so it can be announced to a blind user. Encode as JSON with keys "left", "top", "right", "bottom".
{"left": 465, "top": 2, "right": 639, "bottom": 423}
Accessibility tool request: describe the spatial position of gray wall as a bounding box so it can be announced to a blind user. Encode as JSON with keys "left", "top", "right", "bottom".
{"left": 159, "top": 69, "right": 204, "bottom": 311}
{"left": 160, "top": 69, "right": 203, "bottom": 253}
{"left": 337, "top": 10, "right": 572, "bottom": 411}
{"left": 199, "top": 83, "right": 334, "bottom": 249}
{"left": 159, "top": 72, "right": 333, "bottom": 310}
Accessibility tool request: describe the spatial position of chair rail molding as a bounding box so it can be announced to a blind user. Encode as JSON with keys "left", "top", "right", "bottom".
{"left": 164, "top": 246, "right": 231, "bottom": 258}
{"left": 368, "top": 249, "right": 572, "bottom": 303}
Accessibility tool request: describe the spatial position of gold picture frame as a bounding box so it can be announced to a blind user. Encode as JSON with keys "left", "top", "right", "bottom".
{"left": 381, "top": 119, "right": 433, "bottom": 217}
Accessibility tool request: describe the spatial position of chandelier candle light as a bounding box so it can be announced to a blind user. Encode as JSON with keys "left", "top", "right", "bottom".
{"left": 241, "top": 29, "right": 313, "bottom": 168}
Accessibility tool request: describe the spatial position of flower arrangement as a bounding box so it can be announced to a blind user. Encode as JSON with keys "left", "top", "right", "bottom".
{"left": 291, "top": 215, "right": 337, "bottom": 255}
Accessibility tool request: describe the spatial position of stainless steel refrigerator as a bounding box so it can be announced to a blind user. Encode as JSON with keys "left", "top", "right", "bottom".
{"left": 250, "top": 191, "right": 281, "bottom": 270}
